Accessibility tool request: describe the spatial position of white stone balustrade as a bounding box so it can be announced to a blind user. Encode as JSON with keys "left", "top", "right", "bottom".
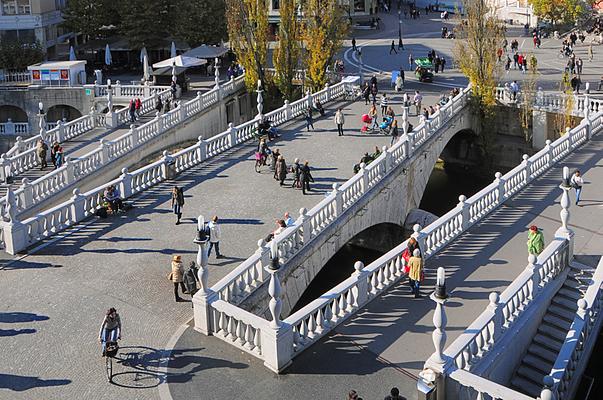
{"left": 448, "top": 369, "right": 535, "bottom": 400}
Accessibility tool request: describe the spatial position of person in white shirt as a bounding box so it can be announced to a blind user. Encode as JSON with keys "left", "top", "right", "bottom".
{"left": 413, "top": 90, "right": 423, "bottom": 115}
{"left": 570, "top": 170, "right": 584, "bottom": 205}
{"left": 208, "top": 215, "right": 223, "bottom": 258}
{"left": 510, "top": 80, "right": 520, "bottom": 101}
{"left": 284, "top": 212, "right": 295, "bottom": 227}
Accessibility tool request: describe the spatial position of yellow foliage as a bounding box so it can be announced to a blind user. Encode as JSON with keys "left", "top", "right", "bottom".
{"left": 273, "top": 0, "right": 301, "bottom": 100}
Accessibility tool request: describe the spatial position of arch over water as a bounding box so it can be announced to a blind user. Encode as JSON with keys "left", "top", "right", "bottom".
{"left": 0, "top": 105, "right": 28, "bottom": 123}
{"left": 46, "top": 105, "right": 82, "bottom": 123}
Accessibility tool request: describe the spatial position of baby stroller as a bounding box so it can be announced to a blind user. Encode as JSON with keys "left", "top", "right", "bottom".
{"left": 361, "top": 114, "right": 373, "bottom": 133}
{"left": 379, "top": 116, "right": 394, "bottom": 135}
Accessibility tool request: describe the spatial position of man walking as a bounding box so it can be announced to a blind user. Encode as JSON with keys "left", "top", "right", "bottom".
{"left": 208, "top": 216, "right": 223, "bottom": 258}
{"left": 304, "top": 107, "right": 315, "bottom": 131}
{"left": 300, "top": 161, "right": 314, "bottom": 195}
{"left": 413, "top": 90, "right": 423, "bottom": 115}
{"left": 380, "top": 93, "right": 389, "bottom": 117}
{"left": 408, "top": 54, "right": 414, "bottom": 71}
{"left": 389, "top": 40, "right": 397, "bottom": 55}
{"left": 36, "top": 139, "right": 48, "bottom": 170}
{"left": 352, "top": 37, "right": 357, "bottom": 52}
{"left": 570, "top": 170, "right": 584, "bottom": 205}
{"left": 291, "top": 158, "right": 301, "bottom": 188}
{"left": 510, "top": 80, "right": 520, "bottom": 101}
{"left": 335, "top": 108, "right": 345, "bottom": 136}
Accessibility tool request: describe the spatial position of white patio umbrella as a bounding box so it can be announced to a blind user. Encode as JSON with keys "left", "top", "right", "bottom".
{"left": 69, "top": 46, "right": 76, "bottom": 61}
{"left": 170, "top": 41, "right": 177, "bottom": 58}
{"left": 139, "top": 47, "right": 148, "bottom": 64}
{"left": 143, "top": 54, "right": 151, "bottom": 82}
{"left": 152, "top": 55, "right": 206, "bottom": 68}
{"left": 104, "top": 44, "right": 112, "bottom": 66}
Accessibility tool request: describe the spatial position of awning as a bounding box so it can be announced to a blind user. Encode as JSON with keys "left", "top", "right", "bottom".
{"left": 183, "top": 44, "right": 229, "bottom": 59}
{"left": 152, "top": 66, "right": 188, "bottom": 76}
{"left": 153, "top": 55, "right": 206, "bottom": 68}
{"left": 415, "top": 57, "right": 433, "bottom": 68}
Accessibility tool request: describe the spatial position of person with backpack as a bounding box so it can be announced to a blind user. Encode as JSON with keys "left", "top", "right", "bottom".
{"left": 183, "top": 261, "right": 199, "bottom": 306}
{"left": 207, "top": 216, "right": 223, "bottom": 258}
{"left": 171, "top": 186, "right": 184, "bottom": 225}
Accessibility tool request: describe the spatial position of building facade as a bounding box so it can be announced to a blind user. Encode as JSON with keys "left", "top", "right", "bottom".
{"left": 0, "top": 0, "right": 72, "bottom": 58}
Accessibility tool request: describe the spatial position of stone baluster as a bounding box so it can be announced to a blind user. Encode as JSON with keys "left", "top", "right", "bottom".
{"left": 332, "top": 183, "right": 343, "bottom": 217}
{"left": 99, "top": 139, "right": 109, "bottom": 164}
{"left": 297, "top": 207, "right": 311, "bottom": 244}
{"left": 555, "top": 166, "right": 574, "bottom": 259}
{"left": 56, "top": 119, "right": 65, "bottom": 142}
{"left": 486, "top": 292, "right": 503, "bottom": 343}
{"left": 69, "top": 188, "right": 86, "bottom": 222}
{"left": 284, "top": 100, "right": 291, "bottom": 120}
{"left": 119, "top": 168, "right": 133, "bottom": 198}
{"left": 227, "top": 122, "right": 237, "bottom": 147}
{"left": 324, "top": 82, "right": 331, "bottom": 102}
{"left": 2, "top": 187, "right": 27, "bottom": 255}
{"left": 196, "top": 135, "right": 207, "bottom": 162}
{"left": 458, "top": 195, "right": 470, "bottom": 229}
{"left": 494, "top": 172, "right": 505, "bottom": 203}
{"left": 412, "top": 224, "right": 426, "bottom": 254}
{"left": 352, "top": 261, "right": 369, "bottom": 307}
{"left": 522, "top": 154, "right": 531, "bottom": 184}
{"left": 383, "top": 145, "right": 392, "bottom": 172}
{"left": 526, "top": 254, "right": 541, "bottom": 298}
{"left": 64, "top": 156, "right": 75, "bottom": 182}
{"left": 19, "top": 178, "right": 33, "bottom": 209}
{"left": 540, "top": 376, "right": 556, "bottom": 400}
{"left": 359, "top": 162, "right": 368, "bottom": 192}
{"left": 545, "top": 139, "right": 553, "bottom": 164}
{"left": 193, "top": 214, "right": 218, "bottom": 335}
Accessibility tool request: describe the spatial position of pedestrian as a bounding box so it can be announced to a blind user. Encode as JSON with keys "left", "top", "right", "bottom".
{"left": 399, "top": 68, "right": 405, "bottom": 85}
{"left": 335, "top": 108, "right": 345, "bottom": 136}
{"left": 53, "top": 142, "right": 63, "bottom": 169}
{"left": 284, "top": 212, "right": 295, "bottom": 226}
{"left": 208, "top": 216, "right": 223, "bottom": 258}
{"left": 588, "top": 44, "right": 594, "bottom": 62}
{"left": 370, "top": 83, "right": 378, "bottom": 104}
{"left": 389, "top": 119, "right": 399, "bottom": 145}
{"left": 171, "top": 186, "right": 184, "bottom": 225}
{"left": 413, "top": 90, "right": 423, "bottom": 115}
{"left": 407, "top": 249, "right": 423, "bottom": 298}
{"left": 570, "top": 170, "right": 584, "bottom": 205}
{"left": 300, "top": 160, "right": 314, "bottom": 195}
{"left": 513, "top": 52, "right": 519, "bottom": 69}
{"left": 510, "top": 80, "right": 520, "bottom": 101}
{"left": 276, "top": 155, "right": 288, "bottom": 186}
{"left": 363, "top": 83, "right": 371, "bottom": 105}
{"left": 183, "top": 261, "right": 199, "bottom": 302}
{"left": 304, "top": 107, "right": 314, "bottom": 131}
{"left": 155, "top": 95, "right": 163, "bottom": 114}
{"left": 369, "top": 103, "right": 379, "bottom": 131}
{"left": 36, "top": 139, "right": 48, "bottom": 170}
{"left": 50, "top": 141, "right": 59, "bottom": 168}
{"left": 291, "top": 158, "right": 301, "bottom": 188}
{"left": 521, "top": 57, "right": 527, "bottom": 73}
{"left": 422, "top": 107, "right": 429, "bottom": 120}
{"left": 505, "top": 56, "right": 511, "bottom": 72}
{"left": 384, "top": 387, "right": 407, "bottom": 400}
{"left": 380, "top": 93, "right": 389, "bottom": 116}
{"left": 169, "top": 255, "right": 186, "bottom": 302}
{"left": 352, "top": 37, "right": 357, "bottom": 52}
{"left": 389, "top": 40, "right": 397, "bottom": 55}
{"left": 527, "top": 225, "right": 545, "bottom": 256}
{"left": 135, "top": 97, "right": 142, "bottom": 119}
{"left": 271, "top": 148, "right": 280, "bottom": 174}
{"left": 409, "top": 54, "right": 414, "bottom": 71}
{"left": 434, "top": 56, "right": 440, "bottom": 73}
{"left": 576, "top": 57, "right": 583, "bottom": 75}
{"left": 129, "top": 99, "right": 136, "bottom": 123}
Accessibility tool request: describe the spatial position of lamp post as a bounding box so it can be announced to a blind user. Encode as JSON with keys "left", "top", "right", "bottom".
{"left": 429, "top": 267, "right": 449, "bottom": 366}
{"left": 194, "top": 215, "right": 210, "bottom": 293}
{"left": 398, "top": 10, "right": 404, "bottom": 50}
{"left": 37, "top": 101, "right": 46, "bottom": 141}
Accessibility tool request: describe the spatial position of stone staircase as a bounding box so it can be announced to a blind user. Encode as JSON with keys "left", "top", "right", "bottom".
{"left": 510, "top": 263, "right": 595, "bottom": 397}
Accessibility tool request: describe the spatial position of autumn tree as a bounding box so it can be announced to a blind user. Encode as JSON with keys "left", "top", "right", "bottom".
{"left": 302, "top": 0, "right": 349, "bottom": 91}
{"left": 273, "top": 0, "right": 301, "bottom": 100}
{"left": 528, "top": 0, "right": 588, "bottom": 25}
{"left": 225, "top": 0, "right": 269, "bottom": 91}
{"left": 453, "top": 0, "right": 505, "bottom": 171}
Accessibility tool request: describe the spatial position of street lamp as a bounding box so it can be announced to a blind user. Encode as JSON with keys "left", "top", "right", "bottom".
{"left": 398, "top": 10, "right": 404, "bottom": 50}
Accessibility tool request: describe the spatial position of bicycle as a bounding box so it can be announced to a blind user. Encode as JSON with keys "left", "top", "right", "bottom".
{"left": 104, "top": 341, "right": 119, "bottom": 383}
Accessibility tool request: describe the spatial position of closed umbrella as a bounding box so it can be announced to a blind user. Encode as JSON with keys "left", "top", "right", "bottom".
{"left": 140, "top": 47, "right": 148, "bottom": 64}
{"left": 143, "top": 54, "right": 151, "bottom": 82}
{"left": 104, "top": 44, "right": 112, "bottom": 66}
{"left": 170, "top": 41, "right": 177, "bottom": 58}
{"left": 69, "top": 46, "right": 76, "bottom": 61}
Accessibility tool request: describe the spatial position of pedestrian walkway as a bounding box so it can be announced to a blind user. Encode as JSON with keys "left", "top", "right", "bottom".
{"left": 163, "top": 129, "right": 603, "bottom": 400}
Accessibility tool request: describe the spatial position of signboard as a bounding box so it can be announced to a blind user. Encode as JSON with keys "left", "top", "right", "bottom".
{"left": 32, "top": 70, "right": 41, "bottom": 80}
{"left": 60, "top": 70, "right": 69, "bottom": 80}
{"left": 50, "top": 69, "right": 60, "bottom": 80}
{"left": 41, "top": 70, "right": 50, "bottom": 80}
{"left": 85, "top": 88, "right": 92, "bottom": 96}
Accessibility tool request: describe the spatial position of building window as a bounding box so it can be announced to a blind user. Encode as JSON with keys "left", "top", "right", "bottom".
{"left": 1, "top": 0, "right": 31, "bottom": 15}
{"left": 354, "top": 0, "right": 365, "bottom": 12}
{"left": 272, "top": 0, "right": 279, "bottom": 10}
{"left": 0, "top": 29, "right": 36, "bottom": 43}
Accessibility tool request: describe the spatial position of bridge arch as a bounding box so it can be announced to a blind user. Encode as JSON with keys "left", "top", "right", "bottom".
{"left": 46, "top": 105, "right": 82, "bottom": 123}
{"left": 0, "top": 105, "right": 28, "bottom": 123}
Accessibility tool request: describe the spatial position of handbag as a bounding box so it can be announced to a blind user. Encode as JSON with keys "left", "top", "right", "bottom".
{"left": 167, "top": 272, "right": 173, "bottom": 281}
{"left": 401, "top": 248, "right": 410, "bottom": 273}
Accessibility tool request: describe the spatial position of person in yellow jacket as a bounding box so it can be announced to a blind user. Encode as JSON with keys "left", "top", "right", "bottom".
{"left": 407, "top": 249, "right": 423, "bottom": 298}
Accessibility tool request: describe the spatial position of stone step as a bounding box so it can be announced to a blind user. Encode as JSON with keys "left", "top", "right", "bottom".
{"left": 548, "top": 303, "right": 577, "bottom": 322}
{"left": 510, "top": 375, "right": 543, "bottom": 398}
{"left": 564, "top": 277, "right": 589, "bottom": 291}
{"left": 534, "top": 333, "right": 564, "bottom": 353}
{"left": 538, "top": 322, "right": 568, "bottom": 342}
{"left": 527, "top": 343, "right": 559, "bottom": 364}
{"left": 516, "top": 365, "right": 546, "bottom": 394}
{"left": 543, "top": 313, "right": 573, "bottom": 330}
{"left": 558, "top": 287, "right": 582, "bottom": 301}
{"left": 522, "top": 353, "right": 554, "bottom": 375}
{"left": 551, "top": 296, "right": 578, "bottom": 310}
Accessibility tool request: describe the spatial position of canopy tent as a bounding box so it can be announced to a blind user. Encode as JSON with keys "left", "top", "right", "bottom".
{"left": 152, "top": 55, "right": 206, "bottom": 68}
{"left": 151, "top": 66, "right": 188, "bottom": 76}
{"left": 69, "top": 46, "right": 76, "bottom": 61}
{"left": 170, "top": 41, "right": 177, "bottom": 58}
{"left": 183, "top": 45, "right": 228, "bottom": 59}
{"left": 415, "top": 57, "right": 433, "bottom": 68}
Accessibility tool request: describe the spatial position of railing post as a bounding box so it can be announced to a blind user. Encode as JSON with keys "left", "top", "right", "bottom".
{"left": 494, "top": 172, "right": 505, "bottom": 203}
{"left": 556, "top": 166, "right": 575, "bottom": 259}
{"left": 545, "top": 139, "right": 552, "bottom": 164}
{"left": 196, "top": 135, "right": 207, "bottom": 162}
{"left": 19, "top": 178, "right": 33, "bottom": 209}
{"left": 522, "top": 154, "right": 531, "bottom": 184}
{"left": 1, "top": 188, "right": 27, "bottom": 255}
{"left": 14, "top": 136, "right": 24, "bottom": 154}
{"left": 255, "top": 239, "right": 270, "bottom": 282}
{"left": 119, "top": 167, "right": 133, "bottom": 198}
{"left": 412, "top": 224, "right": 426, "bottom": 254}
{"left": 284, "top": 100, "right": 291, "bottom": 120}
{"left": 332, "top": 183, "right": 343, "bottom": 216}
{"left": 99, "top": 139, "right": 109, "bottom": 164}
{"left": 458, "top": 195, "right": 470, "bottom": 229}
{"left": 360, "top": 162, "right": 369, "bottom": 192}
{"left": 114, "top": 80, "right": 122, "bottom": 97}
{"left": 306, "top": 89, "right": 312, "bottom": 109}
{"left": 540, "top": 376, "right": 556, "bottom": 400}
{"left": 129, "top": 124, "right": 138, "bottom": 148}
{"left": 486, "top": 292, "right": 503, "bottom": 344}
{"left": 526, "top": 254, "right": 541, "bottom": 298}
{"left": 64, "top": 156, "right": 75, "bottom": 183}
{"left": 352, "top": 261, "right": 369, "bottom": 307}
{"left": 193, "top": 219, "right": 218, "bottom": 336}
{"left": 0, "top": 155, "right": 9, "bottom": 183}
{"left": 179, "top": 102, "right": 187, "bottom": 122}
{"left": 69, "top": 188, "right": 86, "bottom": 222}
{"left": 228, "top": 122, "right": 237, "bottom": 147}
{"left": 297, "top": 207, "right": 311, "bottom": 244}
{"left": 56, "top": 120, "right": 65, "bottom": 142}
{"left": 407, "top": 130, "right": 416, "bottom": 153}
{"left": 160, "top": 150, "right": 174, "bottom": 180}
{"left": 324, "top": 83, "right": 330, "bottom": 102}
{"left": 89, "top": 108, "right": 97, "bottom": 129}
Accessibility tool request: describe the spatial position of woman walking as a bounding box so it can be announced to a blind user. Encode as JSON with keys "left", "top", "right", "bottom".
{"left": 369, "top": 103, "right": 379, "bottom": 131}
{"left": 169, "top": 255, "right": 186, "bottom": 302}
{"left": 390, "top": 119, "right": 399, "bottom": 145}
{"left": 171, "top": 186, "right": 184, "bottom": 225}
{"left": 407, "top": 249, "right": 423, "bottom": 298}
{"left": 276, "top": 155, "right": 288, "bottom": 186}
{"left": 335, "top": 108, "right": 345, "bottom": 136}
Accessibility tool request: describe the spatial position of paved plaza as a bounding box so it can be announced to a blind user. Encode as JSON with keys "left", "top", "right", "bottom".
{"left": 1, "top": 9, "right": 603, "bottom": 400}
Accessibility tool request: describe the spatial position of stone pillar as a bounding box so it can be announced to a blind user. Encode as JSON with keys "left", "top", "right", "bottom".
{"left": 64, "top": 157, "right": 76, "bottom": 183}
{"left": 284, "top": 100, "right": 292, "bottom": 120}
{"left": 196, "top": 136, "right": 207, "bottom": 162}
{"left": 555, "top": 166, "right": 575, "bottom": 259}
{"left": 429, "top": 281, "right": 448, "bottom": 365}
{"left": 531, "top": 109, "right": 548, "bottom": 150}
{"left": 522, "top": 154, "right": 531, "bottom": 184}
{"left": 332, "top": 183, "right": 343, "bottom": 216}
{"left": 2, "top": 188, "right": 27, "bottom": 255}
{"left": 19, "top": 178, "right": 33, "bottom": 209}
{"left": 228, "top": 123, "right": 237, "bottom": 147}
{"left": 359, "top": 162, "right": 368, "bottom": 192}
{"left": 458, "top": 195, "right": 470, "bottom": 229}
{"left": 306, "top": 89, "right": 313, "bottom": 110}
{"left": 0, "top": 155, "right": 8, "bottom": 183}
{"left": 37, "top": 102, "right": 47, "bottom": 140}
{"left": 383, "top": 145, "right": 392, "bottom": 172}
{"left": 486, "top": 292, "right": 503, "bottom": 342}
{"left": 129, "top": 125, "right": 139, "bottom": 148}
{"left": 297, "top": 207, "right": 311, "bottom": 244}
{"left": 105, "top": 80, "right": 117, "bottom": 129}
{"left": 119, "top": 168, "right": 133, "bottom": 198}
{"left": 545, "top": 139, "right": 553, "bottom": 165}
{"left": 99, "top": 139, "right": 109, "bottom": 164}
{"left": 160, "top": 150, "right": 175, "bottom": 180}
{"left": 324, "top": 83, "right": 331, "bottom": 102}
{"left": 412, "top": 224, "right": 426, "bottom": 254}
{"left": 56, "top": 120, "right": 65, "bottom": 143}
{"left": 70, "top": 188, "right": 86, "bottom": 222}
{"left": 494, "top": 172, "right": 505, "bottom": 203}
{"left": 255, "top": 239, "right": 270, "bottom": 282}
{"left": 352, "top": 261, "right": 369, "bottom": 307}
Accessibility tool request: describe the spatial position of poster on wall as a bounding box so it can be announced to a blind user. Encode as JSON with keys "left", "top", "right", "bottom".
{"left": 41, "top": 70, "right": 50, "bottom": 80}
{"left": 32, "top": 70, "right": 41, "bottom": 80}
{"left": 60, "top": 70, "right": 69, "bottom": 80}
{"left": 50, "top": 70, "right": 60, "bottom": 80}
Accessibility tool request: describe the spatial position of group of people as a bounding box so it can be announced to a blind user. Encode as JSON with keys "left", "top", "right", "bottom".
{"left": 502, "top": 52, "right": 536, "bottom": 74}
{"left": 36, "top": 139, "right": 64, "bottom": 170}
{"left": 226, "top": 63, "right": 244, "bottom": 80}
{"left": 128, "top": 97, "right": 143, "bottom": 123}
{"left": 257, "top": 139, "right": 315, "bottom": 194}
{"left": 155, "top": 95, "right": 177, "bottom": 115}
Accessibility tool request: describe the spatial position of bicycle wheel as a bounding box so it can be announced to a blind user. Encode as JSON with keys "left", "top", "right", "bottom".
{"left": 255, "top": 159, "right": 261, "bottom": 173}
{"left": 105, "top": 355, "right": 112, "bottom": 382}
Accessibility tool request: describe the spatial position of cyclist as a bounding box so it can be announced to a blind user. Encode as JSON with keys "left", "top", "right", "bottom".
{"left": 98, "top": 308, "right": 121, "bottom": 357}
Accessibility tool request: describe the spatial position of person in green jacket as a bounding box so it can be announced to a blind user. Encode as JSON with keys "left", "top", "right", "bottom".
{"left": 527, "top": 225, "right": 545, "bottom": 255}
